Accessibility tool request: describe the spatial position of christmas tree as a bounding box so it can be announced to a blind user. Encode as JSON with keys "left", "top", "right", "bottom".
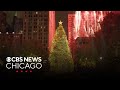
{"left": 49, "top": 20, "right": 74, "bottom": 73}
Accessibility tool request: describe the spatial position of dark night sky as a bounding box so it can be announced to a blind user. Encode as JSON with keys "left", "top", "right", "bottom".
{"left": 56, "top": 11, "right": 75, "bottom": 34}
{"left": 56, "top": 11, "right": 68, "bottom": 32}
{"left": 4, "top": 11, "right": 22, "bottom": 26}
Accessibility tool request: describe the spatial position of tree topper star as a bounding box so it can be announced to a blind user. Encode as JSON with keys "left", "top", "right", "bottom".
{"left": 59, "top": 20, "right": 63, "bottom": 25}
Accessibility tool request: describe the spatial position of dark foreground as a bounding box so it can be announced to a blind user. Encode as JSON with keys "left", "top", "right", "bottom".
{"left": 1, "top": 68, "right": 120, "bottom": 81}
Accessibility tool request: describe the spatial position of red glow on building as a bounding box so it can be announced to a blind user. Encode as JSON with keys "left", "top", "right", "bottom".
{"left": 68, "top": 14, "right": 75, "bottom": 46}
{"left": 49, "top": 11, "right": 55, "bottom": 51}
{"left": 68, "top": 11, "right": 111, "bottom": 40}
{"left": 68, "top": 14, "right": 75, "bottom": 55}
{"left": 68, "top": 11, "right": 111, "bottom": 55}
{"left": 68, "top": 11, "right": 111, "bottom": 38}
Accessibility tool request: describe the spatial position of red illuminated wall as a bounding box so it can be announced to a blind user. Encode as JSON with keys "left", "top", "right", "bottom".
{"left": 73, "top": 11, "right": 111, "bottom": 39}
{"left": 49, "top": 11, "right": 55, "bottom": 51}
{"left": 68, "top": 14, "right": 75, "bottom": 55}
{"left": 68, "top": 11, "right": 111, "bottom": 58}
{"left": 68, "top": 14, "right": 75, "bottom": 45}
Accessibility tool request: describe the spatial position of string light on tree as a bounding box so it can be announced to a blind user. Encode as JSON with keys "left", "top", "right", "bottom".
{"left": 49, "top": 20, "right": 74, "bottom": 73}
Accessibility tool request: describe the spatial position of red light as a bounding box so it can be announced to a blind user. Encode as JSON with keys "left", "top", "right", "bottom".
{"left": 49, "top": 11, "right": 55, "bottom": 50}
{"left": 20, "top": 70, "right": 23, "bottom": 72}
{"left": 25, "top": 70, "right": 28, "bottom": 72}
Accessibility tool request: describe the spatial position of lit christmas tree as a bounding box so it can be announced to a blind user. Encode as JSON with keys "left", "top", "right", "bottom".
{"left": 49, "top": 20, "right": 74, "bottom": 73}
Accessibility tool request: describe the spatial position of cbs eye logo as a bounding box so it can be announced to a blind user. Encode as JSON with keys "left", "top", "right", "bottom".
{"left": 6, "top": 57, "right": 11, "bottom": 62}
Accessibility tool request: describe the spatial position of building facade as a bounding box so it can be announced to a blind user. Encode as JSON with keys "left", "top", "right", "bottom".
{"left": 0, "top": 12, "right": 12, "bottom": 33}
{"left": 68, "top": 14, "right": 75, "bottom": 57}
{"left": 0, "top": 32, "right": 22, "bottom": 61}
{"left": 22, "top": 11, "right": 49, "bottom": 57}
{"left": 48, "top": 11, "right": 55, "bottom": 51}
{"left": 22, "top": 11, "right": 56, "bottom": 71}
{"left": 13, "top": 15, "right": 23, "bottom": 33}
